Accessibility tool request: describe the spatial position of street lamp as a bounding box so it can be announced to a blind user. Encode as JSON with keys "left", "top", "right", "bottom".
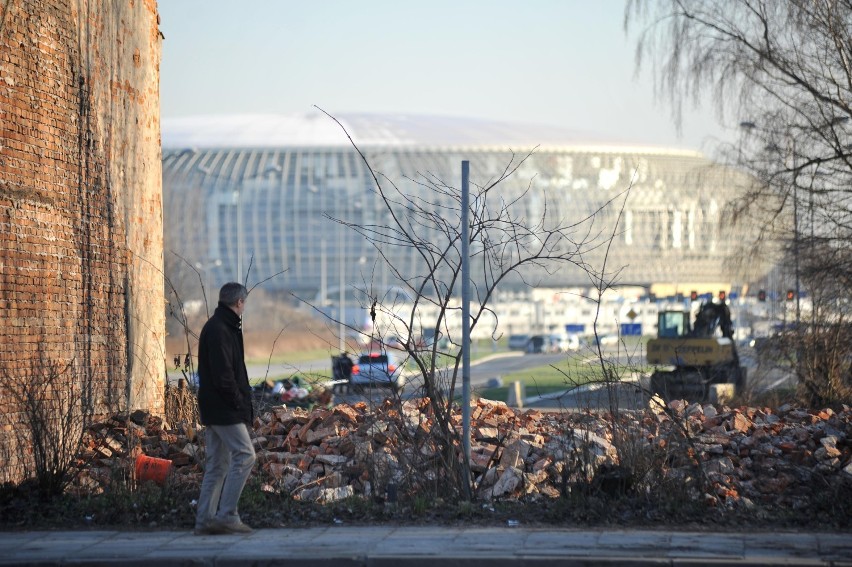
{"left": 770, "top": 135, "right": 800, "bottom": 330}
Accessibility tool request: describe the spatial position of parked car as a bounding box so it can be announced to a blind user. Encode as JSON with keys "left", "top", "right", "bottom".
{"left": 508, "top": 334, "right": 530, "bottom": 350}
{"left": 590, "top": 334, "right": 618, "bottom": 347}
{"left": 351, "top": 352, "right": 405, "bottom": 394}
{"left": 551, "top": 333, "right": 581, "bottom": 352}
{"left": 525, "top": 334, "right": 551, "bottom": 354}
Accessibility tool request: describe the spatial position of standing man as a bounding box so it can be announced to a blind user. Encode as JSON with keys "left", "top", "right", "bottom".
{"left": 194, "top": 282, "right": 256, "bottom": 535}
{"left": 338, "top": 352, "right": 354, "bottom": 381}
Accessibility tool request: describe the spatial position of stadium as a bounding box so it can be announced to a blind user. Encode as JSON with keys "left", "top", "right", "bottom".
{"left": 161, "top": 112, "right": 763, "bottom": 338}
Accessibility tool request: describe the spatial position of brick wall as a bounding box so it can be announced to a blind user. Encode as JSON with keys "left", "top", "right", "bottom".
{"left": 0, "top": 0, "right": 164, "bottom": 479}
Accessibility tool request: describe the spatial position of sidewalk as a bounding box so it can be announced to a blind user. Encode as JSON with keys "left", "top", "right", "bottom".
{"left": 1, "top": 526, "right": 850, "bottom": 566}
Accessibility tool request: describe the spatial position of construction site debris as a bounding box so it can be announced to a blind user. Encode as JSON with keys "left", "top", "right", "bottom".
{"left": 73, "top": 398, "right": 851, "bottom": 510}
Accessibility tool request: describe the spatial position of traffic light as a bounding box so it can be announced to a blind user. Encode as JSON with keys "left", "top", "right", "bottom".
{"left": 690, "top": 290, "right": 698, "bottom": 301}
{"left": 758, "top": 289, "right": 766, "bottom": 302}
{"left": 786, "top": 289, "right": 795, "bottom": 301}
{"left": 718, "top": 290, "right": 727, "bottom": 302}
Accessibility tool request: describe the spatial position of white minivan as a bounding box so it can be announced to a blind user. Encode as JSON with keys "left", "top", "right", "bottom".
{"left": 551, "top": 333, "right": 581, "bottom": 352}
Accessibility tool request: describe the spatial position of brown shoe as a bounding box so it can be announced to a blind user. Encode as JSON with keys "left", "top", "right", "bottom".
{"left": 206, "top": 517, "right": 253, "bottom": 534}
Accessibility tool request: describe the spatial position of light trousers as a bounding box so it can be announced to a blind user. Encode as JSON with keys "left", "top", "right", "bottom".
{"left": 195, "top": 423, "right": 256, "bottom": 527}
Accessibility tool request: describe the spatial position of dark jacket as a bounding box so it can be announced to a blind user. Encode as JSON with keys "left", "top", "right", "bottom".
{"left": 197, "top": 303, "right": 253, "bottom": 425}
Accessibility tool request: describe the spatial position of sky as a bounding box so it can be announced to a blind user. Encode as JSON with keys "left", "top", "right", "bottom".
{"left": 158, "top": 0, "right": 732, "bottom": 153}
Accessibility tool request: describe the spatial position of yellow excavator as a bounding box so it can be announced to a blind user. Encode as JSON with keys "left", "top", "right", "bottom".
{"left": 646, "top": 301, "right": 746, "bottom": 402}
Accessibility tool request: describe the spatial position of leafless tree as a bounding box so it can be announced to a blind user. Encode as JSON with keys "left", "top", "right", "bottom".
{"left": 315, "top": 109, "right": 614, "bottom": 499}
{"left": 0, "top": 349, "right": 93, "bottom": 496}
{"left": 627, "top": 0, "right": 852, "bottom": 404}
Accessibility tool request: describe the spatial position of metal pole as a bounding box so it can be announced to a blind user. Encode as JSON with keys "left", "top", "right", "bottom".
{"left": 339, "top": 224, "right": 346, "bottom": 353}
{"left": 320, "top": 238, "right": 327, "bottom": 306}
{"left": 792, "top": 138, "right": 800, "bottom": 329}
{"left": 461, "top": 160, "right": 472, "bottom": 500}
{"left": 794, "top": 183, "right": 800, "bottom": 328}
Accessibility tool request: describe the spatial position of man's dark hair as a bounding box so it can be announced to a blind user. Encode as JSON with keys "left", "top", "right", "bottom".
{"left": 219, "top": 282, "right": 248, "bottom": 306}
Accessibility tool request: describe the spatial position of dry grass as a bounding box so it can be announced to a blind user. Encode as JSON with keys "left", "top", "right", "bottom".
{"left": 166, "top": 294, "right": 338, "bottom": 364}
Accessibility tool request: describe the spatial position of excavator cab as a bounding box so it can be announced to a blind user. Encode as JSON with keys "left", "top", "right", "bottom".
{"left": 656, "top": 302, "right": 732, "bottom": 339}
{"left": 657, "top": 310, "right": 691, "bottom": 338}
{"left": 647, "top": 301, "right": 745, "bottom": 402}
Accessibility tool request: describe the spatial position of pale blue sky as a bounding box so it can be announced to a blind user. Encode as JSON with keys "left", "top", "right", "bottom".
{"left": 158, "top": 0, "right": 730, "bottom": 152}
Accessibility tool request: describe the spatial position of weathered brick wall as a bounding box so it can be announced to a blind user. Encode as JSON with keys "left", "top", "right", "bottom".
{"left": 0, "top": 0, "right": 164, "bottom": 479}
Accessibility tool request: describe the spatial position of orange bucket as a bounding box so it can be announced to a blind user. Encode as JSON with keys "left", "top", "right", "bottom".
{"left": 135, "top": 454, "right": 173, "bottom": 486}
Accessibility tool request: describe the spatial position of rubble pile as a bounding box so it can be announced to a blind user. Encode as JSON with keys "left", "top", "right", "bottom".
{"left": 657, "top": 399, "right": 852, "bottom": 508}
{"left": 73, "top": 398, "right": 852, "bottom": 510}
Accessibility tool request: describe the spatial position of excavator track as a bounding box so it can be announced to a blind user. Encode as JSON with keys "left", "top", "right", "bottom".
{"left": 650, "top": 363, "right": 745, "bottom": 403}
{"left": 650, "top": 368, "right": 709, "bottom": 402}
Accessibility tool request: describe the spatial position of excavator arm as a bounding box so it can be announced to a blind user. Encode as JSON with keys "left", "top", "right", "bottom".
{"left": 691, "top": 302, "right": 734, "bottom": 339}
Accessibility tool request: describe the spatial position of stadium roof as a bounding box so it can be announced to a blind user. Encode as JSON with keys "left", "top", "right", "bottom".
{"left": 161, "top": 112, "right": 700, "bottom": 156}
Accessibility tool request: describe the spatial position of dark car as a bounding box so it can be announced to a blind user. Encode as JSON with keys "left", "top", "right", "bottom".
{"left": 525, "top": 335, "right": 550, "bottom": 354}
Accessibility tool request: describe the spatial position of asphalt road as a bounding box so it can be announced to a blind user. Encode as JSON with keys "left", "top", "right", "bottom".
{"left": 326, "top": 347, "right": 642, "bottom": 408}
{"left": 217, "top": 343, "right": 794, "bottom": 411}
{"left": 173, "top": 347, "right": 649, "bottom": 418}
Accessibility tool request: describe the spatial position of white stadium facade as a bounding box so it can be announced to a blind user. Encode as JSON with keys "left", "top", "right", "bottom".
{"left": 162, "top": 113, "right": 764, "bottom": 338}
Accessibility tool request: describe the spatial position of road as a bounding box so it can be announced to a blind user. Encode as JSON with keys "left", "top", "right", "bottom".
{"left": 243, "top": 350, "right": 547, "bottom": 385}
{"left": 246, "top": 344, "right": 793, "bottom": 389}
{"left": 217, "top": 343, "right": 794, "bottom": 411}
{"left": 250, "top": 345, "right": 644, "bottom": 407}
{"left": 325, "top": 347, "right": 642, "bottom": 408}
{"left": 467, "top": 351, "right": 565, "bottom": 386}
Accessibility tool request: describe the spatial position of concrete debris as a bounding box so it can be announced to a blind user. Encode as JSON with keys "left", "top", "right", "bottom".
{"left": 71, "top": 398, "right": 851, "bottom": 509}
{"left": 489, "top": 466, "right": 522, "bottom": 498}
